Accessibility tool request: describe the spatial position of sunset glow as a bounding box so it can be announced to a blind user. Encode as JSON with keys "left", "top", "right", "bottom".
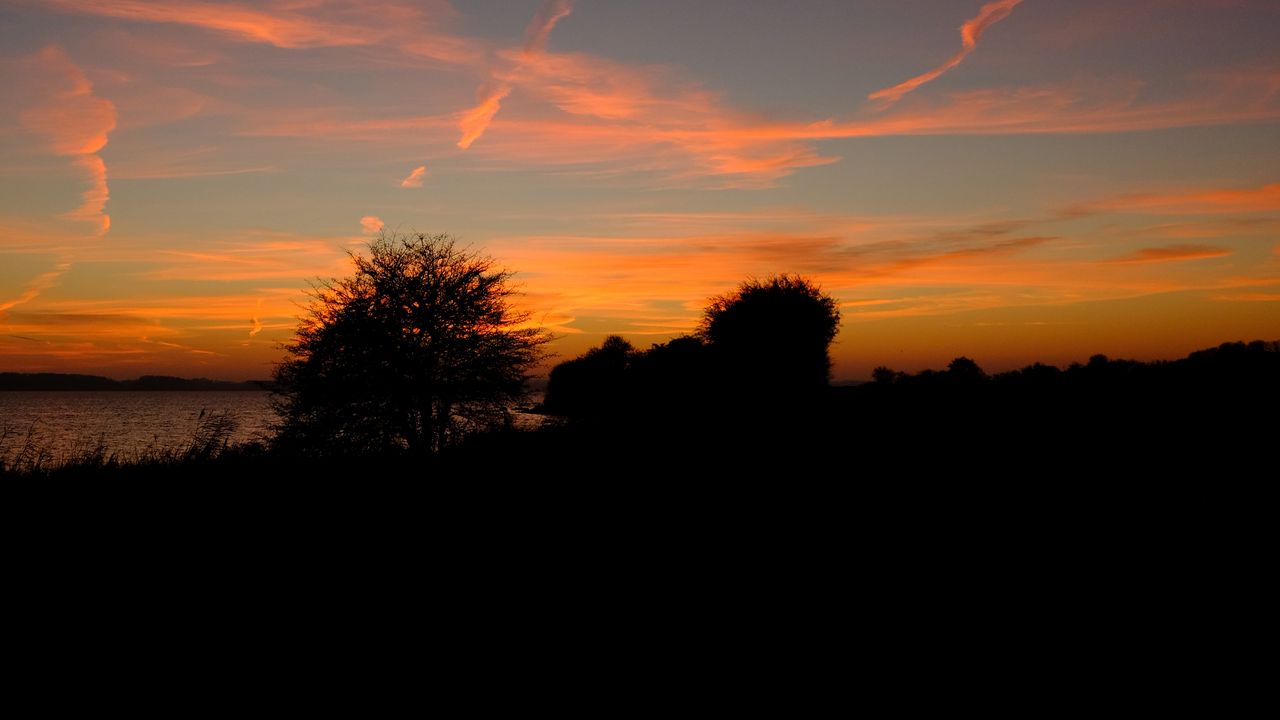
{"left": 2, "top": 0, "right": 1277, "bottom": 380}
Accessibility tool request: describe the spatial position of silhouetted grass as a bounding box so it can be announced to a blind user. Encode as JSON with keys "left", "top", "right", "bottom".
{"left": 0, "top": 409, "right": 256, "bottom": 478}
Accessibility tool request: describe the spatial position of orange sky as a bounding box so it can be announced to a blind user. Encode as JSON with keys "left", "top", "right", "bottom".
{"left": 1, "top": 0, "right": 1278, "bottom": 380}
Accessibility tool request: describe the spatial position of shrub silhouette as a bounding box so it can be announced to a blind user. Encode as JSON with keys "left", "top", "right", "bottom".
{"left": 701, "top": 275, "right": 841, "bottom": 394}
{"left": 544, "top": 275, "right": 840, "bottom": 422}
{"left": 273, "top": 231, "right": 549, "bottom": 456}
{"left": 542, "top": 335, "right": 635, "bottom": 417}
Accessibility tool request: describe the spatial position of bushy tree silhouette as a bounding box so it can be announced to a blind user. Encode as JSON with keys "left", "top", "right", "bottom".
{"left": 542, "top": 275, "right": 841, "bottom": 425}
{"left": 701, "top": 275, "right": 841, "bottom": 391}
{"left": 273, "top": 231, "right": 549, "bottom": 456}
{"left": 542, "top": 335, "right": 635, "bottom": 417}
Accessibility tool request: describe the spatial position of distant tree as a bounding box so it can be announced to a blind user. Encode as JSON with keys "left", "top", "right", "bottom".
{"left": 946, "top": 356, "right": 986, "bottom": 383}
{"left": 272, "top": 231, "right": 549, "bottom": 456}
{"left": 542, "top": 335, "right": 635, "bottom": 417}
{"left": 872, "top": 366, "right": 900, "bottom": 385}
{"left": 542, "top": 275, "right": 840, "bottom": 422}
{"left": 701, "top": 275, "right": 841, "bottom": 390}
{"left": 544, "top": 333, "right": 716, "bottom": 420}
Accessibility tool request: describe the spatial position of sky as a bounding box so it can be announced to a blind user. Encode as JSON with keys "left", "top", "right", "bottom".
{"left": 1, "top": 0, "right": 1278, "bottom": 381}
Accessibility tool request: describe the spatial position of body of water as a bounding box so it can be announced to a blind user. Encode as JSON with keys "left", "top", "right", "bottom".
{"left": 0, "top": 391, "right": 276, "bottom": 462}
{"left": 0, "top": 391, "right": 547, "bottom": 463}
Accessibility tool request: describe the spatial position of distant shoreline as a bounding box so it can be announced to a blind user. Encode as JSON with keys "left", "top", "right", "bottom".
{"left": 0, "top": 373, "right": 272, "bottom": 392}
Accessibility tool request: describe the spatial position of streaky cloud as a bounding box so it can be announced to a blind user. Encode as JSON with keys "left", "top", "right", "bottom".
{"left": 66, "top": 156, "right": 111, "bottom": 235}
{"left": 400, "top": 165, "right": 427, "bottom": 187}
{"left": 522, "top": 0, "right": 573, "bottom": 58}
{"left": 869, "top": 0, "right": 1023, "bottom": 108}
{"left": 46, "top": 0, "right": 384, "bottom": 49}
{"left": 458, "top": 83, "right": 513, "bottom": 150}
{"left": 19, "top": 45, "right": 116, "bottom": 235}
{"left": 249, "top": 299, "right": 264, "bottom": 337}
{"left": 1079, "top": 182, "right": 1280, "bottom": 215}
{"left": 1103, "top": 244, "right": 1233, "bottom": 264}
{"left": 0, "top": 263, "right": 72, "bottom": 314}
{"left": 456, "top": 0, "right": 573, "bottom": 149}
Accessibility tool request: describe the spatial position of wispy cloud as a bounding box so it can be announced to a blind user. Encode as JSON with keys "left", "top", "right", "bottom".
{"left": 46, "top": 0, "right": 482, "bottom": 65}
{"left": 361, "top": 215, "right": 385, "bottom": 234}
{"left": 399, "top": 165, "right": 427, "bottom": 188}
{"left": 1103, "top": 244, "right": 1233, "bottom": 264}
{"left": 869, "top": 0, "right": 1024, "bottom": 108}
{"left": 456, "top": 0, "right": 573, "bottom": 149}
{"left": 19, "top": 46, "right": 116, "bottom": 235}
{"left": 0, "top": 263, "right": 72, "bottom": 314}
{"left": 1210, "top": 291, "right": 1280, "bottom": 303}
{"left": 145, "top": 232, "right": 356, "bottom": 281}
{"left": 19, "top": 47, "right": 116, "bottom": 156}
{"left": 66, "top": 156, "right": 111, "bottom": 235}
{"left": 437, "top": 64, "right": 1280, "bottom": 186}
{"left": 48, "top": 0, "right": 392, "bottom": 50}
{"left": 457, "top": 84, "right": 513, "bottom": 150}
{"left": 232, "top": 22, "right": 1279, "bottom": 189}
{"left": 522, "top": 0, "right": 574, "bottom": 57}
{"left": 1110, "top": 218, "right": 1280, "bottom": 240}
{"left": 1079, "top": 181, "right": 1280, "bottom": 215}
{"left": 30, "top": 0, "right": 1280, "bottom": 194}
{"left": 249, "top": 299, "right": 264, "bottom": 337}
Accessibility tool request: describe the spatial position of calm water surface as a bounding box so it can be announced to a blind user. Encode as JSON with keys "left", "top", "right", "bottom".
{"left": 0, "top": 391, "right": 275, "bottom": 460}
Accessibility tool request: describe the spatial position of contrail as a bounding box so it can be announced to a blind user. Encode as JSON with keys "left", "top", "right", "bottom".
{"left": 457, "top": 0, "right": 573, "bottom": 149}
{"left": 869, "top": 0, "right": 1023, "bottom": 108}
{"left": 521, "top": 0, "right": 573, "bottom": 58}
{"left": 0, "top": 263, "right": 71, "bottom": 313}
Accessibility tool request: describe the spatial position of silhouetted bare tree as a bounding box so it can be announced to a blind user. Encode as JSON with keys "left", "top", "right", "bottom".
{"left": 273, "top": 231, "right": 549, "bottom": 456}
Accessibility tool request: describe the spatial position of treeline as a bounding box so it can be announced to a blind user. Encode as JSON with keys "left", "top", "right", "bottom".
{"left": 862, "top": 340, "right": 1280, "bottom": 394}
{"left": 546, "top": 337, "right": 1280, "bottom": 422}
{"left": 0, "top": 373, "right": 270, "bottom": 391}
{"left": 541, "top": 275, "right": 840, "bottom": 420}
{"left": 530, "top": 337, "right": 1279, "bottom": 474}
{"left": 841, "top": 340, "right": 1280, "bottom": 439}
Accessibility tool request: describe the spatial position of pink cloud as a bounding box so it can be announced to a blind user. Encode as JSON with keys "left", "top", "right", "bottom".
{"left": 119, "top": 1, "right": 1272, "bottom": 191}
{"left": 1103, "top": 244, "right": 1232, "bottom": 264}
{"left": 65, "top": 156, "right": 111, "bottom": 235}
{"left": 0, "top": 263, "right": 71, "bottom": 314}
{"left": 1081, "top": 182, "right": 1280, "bottom": 215}
{"left": 19, "top": 46, "right": 117, "bottom": 156}
{"left": 445, "top": 61, "right": 1280, "bottom": 186}
{"left": 360, "top": 216, "right": 385, "bottom": 234}
{"left": 48, "top": 0, "right": 388, "bottom": 49}
{"left": 47, "top": 0, "right": 482, "bottom": 65}
{"left": 240, "top": 62, "right": 1280, "bottom": 189}
{"left": 400, "top": 165, "right": 427, "bottom": 187}
{"left": 869, "top": 0, "right": 1024, "bottom": 108}
{"left": 458, "top": 84, "right": 513, "bottom": 150}
{"left": 456, "top": 0, "right": 573, "bottom": 149}
{"left": 523, "top": 0, "right": 573, "bottom": 58}
{"left": 18, "top": 46, "right": 116, "bottom": 235}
